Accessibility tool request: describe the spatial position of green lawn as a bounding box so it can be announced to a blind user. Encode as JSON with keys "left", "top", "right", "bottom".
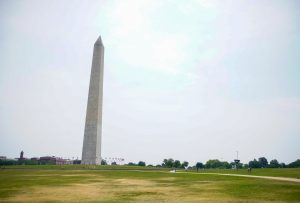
{"left": 0, "top": 164, "right": 152, "bottom": 170}
{"left": 3, "top": 165, "right": 299, "bottom": 178}
{"left": 185, "top": 168, "right": 300, "bottom": 179}
{"left": 0, "top": 169, "right": 299, "bottom": 202}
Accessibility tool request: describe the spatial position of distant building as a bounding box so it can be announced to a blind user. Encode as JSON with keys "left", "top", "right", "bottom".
{"left": 39, "top": 156, "right": 72, "bottom": 165}
{"left": 64, "top": 159, "right": 73, "bottom": 165}
{"left": 0, "top": 156, "right": 7, "bottom": 160}
{"left": 55, "top": 157, "right": 67, "bottom": 165}
{"left": 39, "top": 156, "right": 57, "bottom": 165}
{"left": 18, "top": 151, "right": 28, "bottom": 161}
{"left": 30, "top": 157, "right": 39, "bottom": 164}
{"left": 20, "top": 151, "right": 24, "bottom": 159}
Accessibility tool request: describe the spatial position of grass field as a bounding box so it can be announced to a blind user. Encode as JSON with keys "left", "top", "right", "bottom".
{"left": 186, "top": 168, "right": 300, "bottom": 179}
{"left": 3, "top": 165, "right": 300, "bottom": 178}
{"left": 0, "top": 168, "right": 299, "bottom": 202}
{"left": 1, "top": 164, "right": 154, "bottom": 170}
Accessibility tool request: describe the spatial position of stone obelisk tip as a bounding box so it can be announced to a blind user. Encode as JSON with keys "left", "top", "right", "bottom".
{"left": 95, "top": 35, "right": 103, "bottom": 46}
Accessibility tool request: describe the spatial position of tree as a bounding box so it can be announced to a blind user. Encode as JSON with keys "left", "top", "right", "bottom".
{"left": 173, "top": 160, "right": 181, "bottom": 168}
{"left": 0, "top": 159, "right": 18, "bottom": 166}
{"left": 249, "top": 159, "right": 261, "bottom": 168}
{"left": 205, "top": 159, "right": 222, "bottom": 168}
{"left": 269, "top": 159, "right": 280, "bottom": 168}
{"left": 163, "top": 158, "right": 174, "bottom": 168}
{"left": 258, "top": 157, "right": 268, "bottom": 168}
{"left": 138, "top": 161, "right": 146, "bottom": 166}
{"left": 111, "top": 161, "right": 117, "bottom": 165}
{"left": 18, "top": 159, "right": 38, "bottom": 165}
{"left": 181, "top": 161, "right": 189, "bottom": 168}
{"left": 243, "top": 164, "right": 249, "bottom": 169}
{"left": 221, "top": 161, "right": 231, "bottom": 169}
{"left": 288, "top": 159, "right": 300, "bottom": 168}
{"left": 196, "top": 162, "right": 203, "bottom": 172}
{"left": 127, "top": 162, "right": 136, "bottom": 166}
{"left": 162, "top": 159, "right": 167, "bottom": 167}
{"left": 101, "top": 160, "right": 107, "bottom": 165}
{"left": 280, "top": 162, "right": 286, "bottom": 168}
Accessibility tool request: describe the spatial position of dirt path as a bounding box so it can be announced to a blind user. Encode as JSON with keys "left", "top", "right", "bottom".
{"left": 133, "top": 170, "right": 300, "bottom": 183}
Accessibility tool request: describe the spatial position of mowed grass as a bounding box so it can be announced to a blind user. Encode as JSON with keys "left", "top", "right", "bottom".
{"left": 3, "top": 165, "right": 300, "bottom": 178}
{"left": 0, "top": 169, "right": 300, "bottom": 202}
{"left": 1, "top": 165, "right": 154, "bottom": 170}
{"left": 186, "top": 168, "right": 300, "bottom": 179}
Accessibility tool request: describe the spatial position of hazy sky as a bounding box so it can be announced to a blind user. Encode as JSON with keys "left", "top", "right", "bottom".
{"left": 1, "top": 0, "right": 300, "bottom": 165}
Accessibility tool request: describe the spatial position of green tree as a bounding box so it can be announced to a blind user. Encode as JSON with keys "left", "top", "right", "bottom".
{"left": 221, "top": 161, "right": 231, "bottom": 169}
{"left": 101, "top": 160, "right": 107, "bottom": 165}
{"left": 249, "top": 159, "right": 261, "bottom": 168}
{"left": 258, "top": 157, "right": 268, "bottom": 168}
{"left": 0, "top": 159, "right": 18, "bottom": 166}
{"left": 163, "top": 158, "right": 174, "bottom": 168}
{"left": 173, "top": 160, "right": 181, "bottom": 168}
{"left": 181, "top": 161, "right": 189, "bottom": 168}
{"left": 205, "top": 159, "right": 222, "bottom": 168}
{"left": 196, "top": 162, "right": 203, "bottom": 172}
{"left": 269, "top": 159, "right": 280, "bottom": 168}
{"left": 162, "top": 159, "right": 167, "bottom": 167}
{"left": 138, "top": 161, "right": 146, "bottom": 166}
{"left": 280, "top": 162, "right": 286, "bottom": 168}
{"left": 288, "top": 159, "right": 300, "bottom": 168}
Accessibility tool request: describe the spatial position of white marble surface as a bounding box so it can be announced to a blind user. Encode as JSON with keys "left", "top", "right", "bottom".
{"left": 81, "top": 36, "right": 104, "bottom": 165}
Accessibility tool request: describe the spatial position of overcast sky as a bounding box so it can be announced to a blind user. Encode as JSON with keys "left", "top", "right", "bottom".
{"left": 1, "top": 0, "right": 300, "bottom": 165}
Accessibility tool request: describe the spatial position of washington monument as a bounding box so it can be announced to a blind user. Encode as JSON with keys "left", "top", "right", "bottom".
{"left": 81, "top": 36, "right": 104, "bottom": 165}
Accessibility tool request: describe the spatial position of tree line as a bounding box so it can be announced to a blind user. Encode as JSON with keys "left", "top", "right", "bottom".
{"left": 1, "top": 157, "right": 299, "bottom": 168}
{"left": 122, "top": 158, "right": 300, "bottom": 169}
{"left": 195, "top": 158, "right": 300, "bottom": 169}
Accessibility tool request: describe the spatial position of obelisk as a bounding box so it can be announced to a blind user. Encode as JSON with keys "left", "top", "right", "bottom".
{"left": 81, "top": 36, "right": 104, "bottom": 165}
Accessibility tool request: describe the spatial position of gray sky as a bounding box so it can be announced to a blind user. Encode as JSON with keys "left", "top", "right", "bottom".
{"left": 1, "top": 0, "right": 300, "bottom": 165}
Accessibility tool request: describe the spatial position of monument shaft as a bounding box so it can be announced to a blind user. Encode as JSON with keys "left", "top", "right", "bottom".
{"left": 82, "top": 36, "right": 104, "bottom": 165}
